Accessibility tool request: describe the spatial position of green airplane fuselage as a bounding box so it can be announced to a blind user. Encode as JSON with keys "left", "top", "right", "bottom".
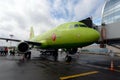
{"left": 30, "top": 22, "right": 100, "bottom": 49}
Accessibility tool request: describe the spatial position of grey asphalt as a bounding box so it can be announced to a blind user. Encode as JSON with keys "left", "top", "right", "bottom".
{"left": 0, "top": 51, "right": 120, "bottom": 80}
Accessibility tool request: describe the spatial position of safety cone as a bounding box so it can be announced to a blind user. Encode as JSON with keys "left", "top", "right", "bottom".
{"left": 109, "top": 60, "right": 114, "bottom": 71}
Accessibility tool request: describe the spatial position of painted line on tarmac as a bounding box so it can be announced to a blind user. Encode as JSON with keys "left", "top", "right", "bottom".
{"left": 81, "top": 63, "right": 120, "bottom": 73}
{"left": 60, "top": 71, "right": 99, "bottom": 80}
{"left": 114, "top": 69, "right": 120, "bottom": 72}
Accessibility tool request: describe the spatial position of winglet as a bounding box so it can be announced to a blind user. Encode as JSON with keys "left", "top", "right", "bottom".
{"left": 29, "top": 27, "right": 35, "bottom": 40}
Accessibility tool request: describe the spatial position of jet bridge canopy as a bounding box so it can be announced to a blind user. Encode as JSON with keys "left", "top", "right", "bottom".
{"left": 79, "top": 17, "right": 93, "bottom": 28}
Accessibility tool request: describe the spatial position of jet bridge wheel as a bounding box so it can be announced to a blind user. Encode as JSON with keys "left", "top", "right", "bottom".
{"left": 65, "top": 55, "right": 72, "bottom": 62}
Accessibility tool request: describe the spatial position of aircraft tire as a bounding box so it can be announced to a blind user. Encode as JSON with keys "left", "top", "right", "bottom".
{"left": 65, "top": 55, "right": 72, "bottom": 62}
{"left": 53, "top": 49, "right": 58, "bottom": 61}
{"left": 27, "top": 51, "right": 31, "bottom": 59}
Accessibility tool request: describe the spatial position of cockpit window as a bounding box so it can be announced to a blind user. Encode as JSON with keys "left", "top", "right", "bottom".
{"left": 69, "top": 24, "right": 87, "bottom": 29}
{"left": 79, "top": 24, "right": 87, "bottom": 27}
{"left": 74, "top": 24, "right": 87, "bottom": 28}
{"left": 74, "top": 24, "right": 79, "bottom": 28}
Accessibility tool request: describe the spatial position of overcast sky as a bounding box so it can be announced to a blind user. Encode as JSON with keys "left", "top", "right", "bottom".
{"left": 0, "top": 0, "right": 105, "bottom": 42}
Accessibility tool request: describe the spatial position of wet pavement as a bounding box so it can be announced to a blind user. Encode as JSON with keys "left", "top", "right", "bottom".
{"left": 0, "top": 51, "right": 120, "bottom": 80}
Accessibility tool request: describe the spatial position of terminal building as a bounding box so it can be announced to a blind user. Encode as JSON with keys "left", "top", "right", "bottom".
{"left": 102, "top": 0, "right": 120, "bottom": 24}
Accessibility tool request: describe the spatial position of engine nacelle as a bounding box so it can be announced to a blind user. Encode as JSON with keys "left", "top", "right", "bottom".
{"left": 17, "top": 42, "right": 29, "bottom": 53}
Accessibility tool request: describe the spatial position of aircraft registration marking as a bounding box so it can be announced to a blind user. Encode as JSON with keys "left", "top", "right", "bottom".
{"left": 60, "top": 71, "right": 99, "bottom": 80}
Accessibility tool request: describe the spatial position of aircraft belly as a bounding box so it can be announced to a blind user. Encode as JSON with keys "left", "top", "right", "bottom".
{"left": 43, "top": 33, "right": 95, "bottom": 48}
{"left": 46, "top": 42, "right": 93, "bottom": 48}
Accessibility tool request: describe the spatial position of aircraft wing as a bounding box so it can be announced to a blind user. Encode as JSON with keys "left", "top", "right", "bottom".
{"left": 0, "top": 38, "right": 20, "bottom": 42}
{"left": 25, "top": 41, "right": 41, "bottom": 46}
{"left": 0, "top": 38, "right": 41, "bottom": 46}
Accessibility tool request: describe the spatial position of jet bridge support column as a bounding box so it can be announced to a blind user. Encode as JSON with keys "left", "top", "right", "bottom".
{"left": 100, "top": 23, "right": 107, "bottom": 48}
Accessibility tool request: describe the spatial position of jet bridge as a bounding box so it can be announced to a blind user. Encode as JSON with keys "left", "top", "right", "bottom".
{"left": 98, "top": 0, "right": 120, "bottom": 49}
{"left": 79, "top": 17, "right": 98, "bottom": 29}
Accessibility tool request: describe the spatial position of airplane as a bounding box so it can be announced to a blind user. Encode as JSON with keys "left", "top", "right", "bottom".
{"left": 0, "top": 18, "right": 100, "bottom": 62}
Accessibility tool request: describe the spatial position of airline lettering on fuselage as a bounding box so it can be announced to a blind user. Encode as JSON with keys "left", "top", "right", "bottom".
{"left": 52, "top": 33, "right": 56, "bottom": 41}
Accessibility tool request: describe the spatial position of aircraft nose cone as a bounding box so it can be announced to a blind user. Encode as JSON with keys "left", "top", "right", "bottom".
{"left": 90, "top": 29, "right": 100, "bottom": 42}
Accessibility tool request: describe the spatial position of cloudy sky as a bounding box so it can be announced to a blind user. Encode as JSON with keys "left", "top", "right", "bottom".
{"left": 0, "top": 0, "right": 105, "bottom": 41}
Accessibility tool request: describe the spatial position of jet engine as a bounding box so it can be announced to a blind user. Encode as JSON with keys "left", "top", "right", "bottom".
{"left": 17, "top": 42, "right": 29, "bottom": 53}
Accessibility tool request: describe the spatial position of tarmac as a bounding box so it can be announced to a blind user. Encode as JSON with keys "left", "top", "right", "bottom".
{"left": 0, "top": 50, "right": 120, "bottom": 80}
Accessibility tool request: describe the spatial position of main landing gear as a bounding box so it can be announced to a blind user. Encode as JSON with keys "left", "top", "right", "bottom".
{"left": 24, "top": 51, "right": 31, "bottom": 60}
{"left": 52, "top": 49, "right": 58, "bottom": 61}
{"left": 40, "top": 48, "right": 78, "bottom": 63}
{"left": 40, "top": 49, "right": 58, "bottom": 61}
{"left": 64, "top": 48, "right": 78, "bottom": 63}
